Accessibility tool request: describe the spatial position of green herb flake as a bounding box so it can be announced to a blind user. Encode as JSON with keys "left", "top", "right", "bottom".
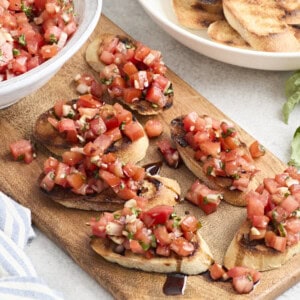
{"left": 13, "top": 49, "right": 20, "bottom": 56}
{"left": 21, "top": 1, "right": 33, "bottom": 18}
{"left": 49, "top": 34, "right": 58, "bottom": 44}
{"left": 113, "top": 214, "right": 121, "bottom": 220}
{"left": 283, "top": 71, "right": 300, "bottom": 124}
{"left": 206, "top": 165, "right": 213, "bottom": 176}
{"left": 288, "top": 126, "right": 300, "bottom": 168}
{"left": 127, "top": 232, "right": 134, "bottom": 240}
{"left": 140, "top": 242, "right": 150, "bottom": 251}
{"left": 18, "top": 34, "right": 27, "bottom": 46}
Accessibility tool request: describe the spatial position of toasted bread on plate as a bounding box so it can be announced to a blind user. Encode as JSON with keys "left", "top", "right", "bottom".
{"left": 223, "top": 0, "right": 300, "bottom": 52}
{"left": 197, "top": 0, "right": 223, "bottom": 14}
{"left": 172, "top": 0, "right": 224, "bottom": 30}
{"left": 207, "top": 20, "right": 250, "bottom": 48}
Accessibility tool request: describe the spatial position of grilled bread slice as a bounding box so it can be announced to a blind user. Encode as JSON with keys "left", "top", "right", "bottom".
{"left": 172, "top": 0, "right": 224, "bottom": 30}
{"left": 197, "top": 0, "right": 223, "bottom": 14}
{"left": 34, "top": 100, "right": 149, "bottom": 164}
{"left": 224, "top": 220, "right": 300, "bottom": 271}
{"left": 170, "top": 116, "right": 259, "bottom": 207}
{"left": 90, "top": 229, "right": 213, "bottom": 275}
{"left": 85, "top": 34, "right": 173, "bottom": 116}
{"left": 207, "top": 20, "right": 250, "bottom": 48}
{"left": 223, "top": 0, "right": 300, "bottom": 52}
{"left": 40, "top": 174, "right": 181, "bottom": 211}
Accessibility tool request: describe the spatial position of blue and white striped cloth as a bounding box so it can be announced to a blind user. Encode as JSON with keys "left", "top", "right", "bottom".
{"left": 0, "top": 191, "right": 63, "bottom": 300}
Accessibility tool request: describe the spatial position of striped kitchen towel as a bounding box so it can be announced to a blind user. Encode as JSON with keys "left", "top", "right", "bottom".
{"left": 0, "top": 191, "right": 64, "bottom": 300}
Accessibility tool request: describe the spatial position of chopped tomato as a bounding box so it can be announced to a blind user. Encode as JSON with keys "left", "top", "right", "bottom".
{"left": 77, "top": 94, "right": 103, "bottom": 108}
{"left": 122, "top": 121, "right": 145, "bottom": 141}
{"left": 265, "top": 231, "right": 287, "bottom": 252}
{"left": 10, "top": 139, "right": 35, "bottom": 164}
{"left": 62, "top": 151, "right": 84, "bottom": 166}
{"left": 123, "top": 88, "right": 142, "bottom": 103}
{"left": 144, "top": 119, "right": 163, "bottom": 138}
{"left": 185, "top": 180, "right": 222, "bottom": 215}
{"left": 232, "top": 275, "right": 254, "bottom": 294}
{"left": 227, "top": 266, "right": 261, "bottom": 283}
{"left": 43, "top": 156, "right": 59, "bottom": 173}
{"left": 157, "top": 139, "right": 180, "bottom": 168}
{"left": 209, "top": 263, "right": 226, "bottom": 280}
{"left": 140, "top": 205, "right": 174, "bottom": 228}
{"left": 249, "top": 140, "right": 266, "bottom": 158}
{"left": 67, "top": 173, "right": 85, "bottom": 190}
{"left": 170, "top": 237, "right": 194, "bottom": 257}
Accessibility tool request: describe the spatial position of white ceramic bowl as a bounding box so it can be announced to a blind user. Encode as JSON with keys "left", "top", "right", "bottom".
{"left": 0, "top": 0, "right": 102, "bottom": 109}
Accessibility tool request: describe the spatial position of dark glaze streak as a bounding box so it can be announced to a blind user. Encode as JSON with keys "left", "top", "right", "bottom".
{"left": 143, "top": 161, "right": 162, "bottom": 175}
{"left": 163, "top": 273, "right": 187, "bottom": 296}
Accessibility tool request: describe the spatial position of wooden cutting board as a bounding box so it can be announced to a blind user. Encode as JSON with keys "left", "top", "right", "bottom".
{"left": 0, "top": 15, "right": 299, "bottom": 299}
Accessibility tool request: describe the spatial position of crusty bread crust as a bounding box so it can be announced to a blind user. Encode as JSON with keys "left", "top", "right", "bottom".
{"left": 172, "top": 0, "right": 224, "bottom": 30}
{"left": 223, "top": 0, "right": 300, "bottom": 52}
{"left": 33, "top": 102, "right": 149, "bottom": 164}
{"left": 90, "top": 229, "right": 214, "bottom": 275}
{"left": 207, "top": 20, "right": 250, "bottom": 48}
{"left": 224, "top": 220, "right": 300, "bottom": 271}
{"left": 40, "top": 174, "right": 181, "bottom": 211}
{"left": 170, "top": 116, "right": 259, "bottom": 207}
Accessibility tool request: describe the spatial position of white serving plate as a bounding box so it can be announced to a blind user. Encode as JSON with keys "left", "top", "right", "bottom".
{"left": 138, "top": 0, "right": 300, "bottom": 71}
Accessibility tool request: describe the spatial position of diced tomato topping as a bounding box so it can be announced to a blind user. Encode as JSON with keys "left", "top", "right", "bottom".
{"left": 185, "top": 180, "right": 222, "bottom": 215}
{"left": 10, "top": 139, "right": 35, "bottom": 164}
{"left": 232, "top": 275, "right": 254, "bottom": 294}
{"left": 249, "top": 140, "right": 266, "bottom": 158}
{"left": 144, "top": 119, "right": 163, "bottom": 138}
{"left": 157, "top": 139, "right": 180, "bottom": 168}
{"left": 209, "top": 263, "right": 226, "bottom": 280}
{"left": 140, "top": 205, "right": 174, "bottom": 228}
{"left": 122, "top": 121, "right": 145, "bottom": 141}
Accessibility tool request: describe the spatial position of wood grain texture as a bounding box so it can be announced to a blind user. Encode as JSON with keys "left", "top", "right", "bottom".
{"left": 0, "top": 15, "right": 299, "bottom": 299}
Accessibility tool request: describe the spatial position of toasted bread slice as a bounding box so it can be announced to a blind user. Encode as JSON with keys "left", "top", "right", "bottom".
{"left": 33, "top": 100, "right": 149, "bottom": 164}
{"left": 207, "top": 20, "right": 251, "bottom": 48}
{"left": 40, "top": 174, "right": 181, "bottom": 211}
{"left": 170, "top": 116, "right": 259, "bottom": 206}
{"left": 85, "top": 34, "right": 173, "bottom": 116}
{"left": 172, "top": 0, "right": 224, "bottom": 30}
{"left": 90, "top": 228, "right": 213, "bottom": 275}
{"left": 224, "top": 220, "right": 300, "bottom": 271}
{"left": 223, "top": 0, "right": 300, "bottom": 52}
{"left": 197, "top": 0, "right": 223, "bottom": 14}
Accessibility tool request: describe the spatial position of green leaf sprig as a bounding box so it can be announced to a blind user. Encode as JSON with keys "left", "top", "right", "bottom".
{"left": 283, "top": 71, "right": 300, "bottom": 124}
{"left": 289, "top": 126, "right": 300, "bottom": 168}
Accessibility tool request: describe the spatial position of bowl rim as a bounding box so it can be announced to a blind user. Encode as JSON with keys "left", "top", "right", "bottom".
{"left": 0, "top": 0, "right": 102, "bottom": 91}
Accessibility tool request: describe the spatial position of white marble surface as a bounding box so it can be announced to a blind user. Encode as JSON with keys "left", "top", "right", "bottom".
{"left": 25, "top": 0, "right": 300, "bottom": 299}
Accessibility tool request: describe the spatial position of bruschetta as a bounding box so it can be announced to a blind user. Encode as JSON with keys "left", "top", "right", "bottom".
{"left": 39, "top": 152, "right": 181, "bottom": 211}
{"left": 34, "top": 95, "right": 149, "bottom": 164}
{"left": 170, "top": 112, "right": 259, "bottom": 206}
{"left": 89, "top": 200, "right": 214, "bottom": 274}
{"left": 224, "top": 166, "right": 300, "bottom": 271}
{"left": 85, "top": 33, "right": 174, "bottom": 115}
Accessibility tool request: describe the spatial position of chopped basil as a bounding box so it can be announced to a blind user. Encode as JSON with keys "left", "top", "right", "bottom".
{"left": 151, "top": 103, "right": 158, "bottom": 108}
{"left": 231, "top": 173, "right": 240, "bottom": 180}
{"left": 277, "top": 223, "right": 286, "bottom": 237}
{"left": 151, "top": 235, "right": 157, "bottom": 248}
{"left": 17, "top": 154, "right": 25, "bottom": 161}
{"left": 49, "top": 172, "right": 55, "bottom": 180}
{"left": 288, "top": 126, "right": 300, "bottom": 168}
{"left": 120, "top": 121, "right": 126, "bottom": 130}
{"left": 18, "top": 34, "right": 27, "bottom": 46}
{"left": 283, "top": 71, "right": 300, "bottom": 124}
{"left": 113, "top": 214, "right": 121, "bottom": 220}
{"left": 21, "top": 2, "right": 33, "bottom": 18}
{"left": 203, "top": 196, "right": 208, "bottom": 204}
{"left": 93, "top": 170, "right": 100, "bottom": 179}
{"left": 13, "top": 49, "right": 20, "bottom": 56}
{"left": 127, "top": 232, "right": 134, "bottom": 240}
{"left": 164, "top": 85, "right": 174, "bottom": 96}
{"left": 206, "top": 165, "right": 213, "bottom": 176}
{"left": 140, "top": 242, "right": 150, "bottom": 251}
{"left": 49, "top": 34, "right": 58, "bottom": 44}
{"left": 119, "top": 182, "right": 125, "bottom": 190}
{"left": 100, "top": 77, "right": 113, "bottom": 85}
{"left": 222, "top": 127, "right": 236, "bottom": 138}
